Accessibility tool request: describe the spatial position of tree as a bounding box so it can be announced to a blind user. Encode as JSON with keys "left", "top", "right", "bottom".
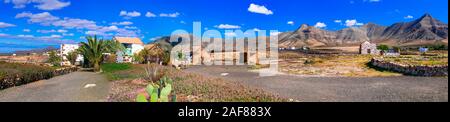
{"left": 136, "top": 43, "right": 167, "bottom": 64}
{"left": 148, "top": 43, "right": 166, "bottom": 64}
{"left": 78, "top": 36, "right": 124, "bottom": 72}
{"left": 66, "top": 51, "right": 78, "bottom": 65}
{"left": 47, "top": 50, "right": 61, "bottom": 66}
{"left": 377, "top": 44, "right": 389, "bottom": 51}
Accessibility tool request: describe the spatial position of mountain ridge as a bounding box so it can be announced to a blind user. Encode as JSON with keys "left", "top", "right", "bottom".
{"left": 279, "top": 13, "right": 448, "bottom": 48}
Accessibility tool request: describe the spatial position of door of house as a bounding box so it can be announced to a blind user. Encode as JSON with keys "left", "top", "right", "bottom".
{"left": 367, "top": 49, "right": 371, "bottom": 54}
{"left": 243, "top": 52, "right": 248, "bottom": 64}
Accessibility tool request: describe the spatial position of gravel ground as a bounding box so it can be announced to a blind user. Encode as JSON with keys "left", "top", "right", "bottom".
{"left": 0, "top": 72, "right": 110, "bottom": 102}
{"left": 185, "top": 65, "right": 448, "bottom": 102}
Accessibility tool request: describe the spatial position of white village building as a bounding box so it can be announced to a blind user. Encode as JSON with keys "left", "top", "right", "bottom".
{"left": 60, "top": 44, "right": 83, "bottom": 65}
{"left": 114, "top": 37, "right": 144, "bottom": 63}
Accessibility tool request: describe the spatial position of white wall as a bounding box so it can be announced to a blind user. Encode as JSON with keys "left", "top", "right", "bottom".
{"left": 131, "top": 44, "right": 144, "bottom": 55}
{"left": 60, "top": 44, "right": 79, "bottom": 60}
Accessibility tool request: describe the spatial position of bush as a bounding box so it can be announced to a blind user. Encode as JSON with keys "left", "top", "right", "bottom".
{"left": 105, "top": 54, "right": 117, "bottom": 63}
{"left": 377, "top": 44, "right": 389, "bottom": 51}
{"left": 47, "top": 50, "right": 61, "bottom": 66}
{"left": 66, "top": 51, "right": 78, "bottom": 65}
{"left": 425, "top": 44, "right": 448, "bottom": 50}
{"left": 0, "top": 62, "right": 77, "bottom": 90}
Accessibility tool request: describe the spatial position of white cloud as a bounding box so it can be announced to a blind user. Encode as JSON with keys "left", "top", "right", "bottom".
{"left": 345, "top": 20, "right": 357, "bottom": 27}
{"left": 57, "top": 29, "right": 68, "bottom": 33}
{"left": 367, "top": 0, "right": 381, "bottom": 2}
{"left": 225, "top": 32, "right": 237, "bottom": 37}
{"left": 314, "top": 22, "right": 327, "bottom": 28}
{"left": 124, "top": 26, "right": 138, "bottom": 29}
{"left": 4, "top": 0, "right": 70, "bottom": 10}
{"left": 62, "top": 33, "right": 74, "bottom": 36}
{"left": 15, "top": 12, "right": 59, "bottom": 25}
{"left": 119, "top": 10, "right": 141, "bottom": 18}
{"left": 214, "top": 24, "right": 241, "bottom": 29}
{"left": 85, "top": 31, "right": 104, "bottom": 36}
{"left": 49, "top": 34, "right": 62, "bottom": 38}
{"left": 145, "top": 11, "right": 157, "bottom": 17}
{"left": 159, "top": 12, "right": 180, "bottom": 18}
{"left": 16, "top": 12, "right": 139, "bottom": 37}
{"left": 17, "top": 34, "right": 34, "bottom": 38}
{"left": 52, "top": 18, "right": 98, "bottom": 29}
{"left": 37, "top": 29, "right": 56, "bottom": 33}
{"left": 404, "top": 15, "right": 414, "bottom": 19}
{"left": 334, "top": 20, "right": 342, "bottom": 23}
{"left": 1, "top": 33, "right": 71, "bottom": 43}
{"left": 345, "top": 19, "right": 363, "bottom": 27}
{"left": 248, "top": 3, "right": 273, "bottom": 15}
{"left": 111, "top": 21, "right": 133, "bottom": 26}
{"left": 287, "top": 21, "right": 294, "bottom": 25}
{"left": 149, "top": 36, "right": 162, "bottom": 41}
{"left": 180, "top": 21, "right": 186, "bottom": 24}
{"left": 0, "top": 33, "right": 10, "bottom": 37}
{"left": 252, "top": 28, "right": 261, "bottom": 32}
{"left": 0, "top": 22, "right": 16, "bottom": 28}
{"left": 35, "top": 0, "right": 71, "bottom": 10}
{"left": 270, "top": 31, "right": 282, "bottom": 36}
{"left": 23, "top": 29, "right": 31, "bottom": 32}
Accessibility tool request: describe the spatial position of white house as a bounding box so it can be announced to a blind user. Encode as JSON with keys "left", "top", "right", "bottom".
{"left": 360, "top": 41, "right": 380, "bottom": 55}
{"left": 60, "top": 44, "right": 83, "bottom": 65}
{"left": 114, "top": 37, "right": 144, "bottom": 63}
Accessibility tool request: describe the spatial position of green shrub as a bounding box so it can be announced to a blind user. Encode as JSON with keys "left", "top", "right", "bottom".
{"left": 0, "top": 62, "right": 69, "bottom": 90}
{"left": 66, "top": 51, "right": 78, "bottom": 65}
{"left": 377, "top": 44, "right": 389, "bottom": 51}
{"left": 425, "top": 44, "right": 448, "bottom": 50}
{"left": 47, "top": 50, "right": 61, "bottom": 66}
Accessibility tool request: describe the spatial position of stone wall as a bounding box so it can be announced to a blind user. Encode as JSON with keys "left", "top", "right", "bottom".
{"left": 370, "top": 58, "right": 448, "bottom": 76}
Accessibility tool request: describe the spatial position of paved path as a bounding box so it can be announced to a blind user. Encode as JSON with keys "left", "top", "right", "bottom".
{"left": 0, "top": 72, "right": 110, "bottom": 102}
{"left": 185, "top": 66, "right": 448, "bottom": 102}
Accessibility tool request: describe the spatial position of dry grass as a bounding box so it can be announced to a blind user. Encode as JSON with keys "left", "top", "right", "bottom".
{"left": 279, "top": 52, "right": 402, "bottom": 77}
{"left": 311, "top": 46, "right": 360, "bottom": 53}
{"left": 107, "top": 63, "right": 285, "bottom": 102}
{"left": 382, "top": 51, "right": 448, "bottom": 66}
{"left": 0, "top": 55, "right": 48, "bottom": 63}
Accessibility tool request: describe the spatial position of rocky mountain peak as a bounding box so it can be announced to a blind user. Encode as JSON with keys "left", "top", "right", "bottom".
{"left": 278, "top": 13, "right": 448, "bottom": 48}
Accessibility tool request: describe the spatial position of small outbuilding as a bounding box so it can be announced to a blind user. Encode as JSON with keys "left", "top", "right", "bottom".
{"left": 360, "top": 41, "right": 380, "bottom": 55}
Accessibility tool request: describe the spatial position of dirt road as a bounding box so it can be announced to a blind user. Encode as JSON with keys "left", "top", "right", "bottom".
{"left": 185, "top": 65, "right": 448, "bottom": 102}
{"left": 0, "top": 72, "right": 110, "bottom": 102}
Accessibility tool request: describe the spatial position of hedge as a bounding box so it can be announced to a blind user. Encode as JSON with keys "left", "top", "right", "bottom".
{"left": 0, "top": 62, "right": 78, "bottom": 90}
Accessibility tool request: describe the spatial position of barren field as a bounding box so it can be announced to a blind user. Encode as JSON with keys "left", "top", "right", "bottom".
{"left": 0, "top": 55, "right": 48, "bottom": 63}
{"left": 278, "top": 51, "right": 402, "bottom": 77}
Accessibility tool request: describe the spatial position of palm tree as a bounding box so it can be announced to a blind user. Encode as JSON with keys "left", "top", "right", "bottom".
{"left": 78, "top": 36, "right": 124, "bottom": 72}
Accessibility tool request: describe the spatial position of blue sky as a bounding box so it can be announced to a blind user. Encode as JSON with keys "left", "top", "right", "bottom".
{"left": 0, "top": 0, "right": 448, "bottom": 53}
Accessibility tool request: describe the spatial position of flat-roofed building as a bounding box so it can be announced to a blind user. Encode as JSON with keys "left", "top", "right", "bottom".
{"left": 114, "top": 37, "right": 144, "bottom": 63}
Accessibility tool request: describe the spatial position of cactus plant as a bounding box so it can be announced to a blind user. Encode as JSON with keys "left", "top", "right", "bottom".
{"left": 135, "top": 76, "right": 176, "bottom": 102}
